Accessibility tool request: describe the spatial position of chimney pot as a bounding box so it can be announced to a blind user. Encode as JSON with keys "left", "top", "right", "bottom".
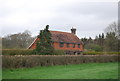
{"left": 71, "top": 27, "right": 76, "bottom": 34}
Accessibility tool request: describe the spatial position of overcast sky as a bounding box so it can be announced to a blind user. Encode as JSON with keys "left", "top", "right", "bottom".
{"left": 0, "top": 0, "right": 118, "bottom": 38}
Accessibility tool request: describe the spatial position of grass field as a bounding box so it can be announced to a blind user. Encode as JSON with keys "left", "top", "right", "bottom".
{"left": 3, "top": 62, "right": 118, "bottom": 79}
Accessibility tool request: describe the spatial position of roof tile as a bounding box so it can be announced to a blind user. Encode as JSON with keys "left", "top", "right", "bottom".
{"left": 50, "top": 31, "right": 82, "bottom": 44}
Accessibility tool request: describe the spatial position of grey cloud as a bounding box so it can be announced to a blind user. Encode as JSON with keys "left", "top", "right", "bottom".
{"left": 55, "top": 2, "right": 117, "bottom": 20}
{"left": 1, "top": 2, "right": 117, "bottom": 38}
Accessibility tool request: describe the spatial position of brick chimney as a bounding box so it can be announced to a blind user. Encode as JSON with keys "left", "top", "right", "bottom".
{"left": 71, "top": 27, "right": 76, "bottom": 34}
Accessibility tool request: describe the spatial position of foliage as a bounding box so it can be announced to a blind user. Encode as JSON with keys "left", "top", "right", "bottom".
{"left": 83, "top": 51, "right": 120, "bottom": 55}
{"left": 2, "top": 30, "right": 35, "bottom": 49}
{"left": 35, "top": 25, "right": 54, "bottom": 55}
{"left": 53, "top": 49, "right": 65, "bottom": 55}
{"left": 104, "top": 22, "right": 118, "bottom": 38}
{"left": 103, "top": 22, "right": 119, "bottom": 52}
{"left": 2, "top": 49, "right": 66, "bottom": 55}
{"left": 2, "top": 49, "right": 35, "bottom": 55}
{"left": 104, "top": 32, "right": 119, "bottom": 52}
{"left": 2, "top": 55, "right": 118, "bottom": 68}
{"left": 81, "top": 22, "right": 119, "bottom": 52}
{"left": 81, "top": 36, "right": 104, "bottom": 52}
{"left": 94, "top": 33, "right": 105, "bottom": 51}
{"left": 84, "top": 43, "right": 102, "bottom": 52}
{"left": 81, "top": 38, "right": 87, "bottom": 49}
{"left": 2, "top": 49, "right": 119, "bottom": 55}
{"left": 3, "top": 62, "right": 118, "bottom": 79}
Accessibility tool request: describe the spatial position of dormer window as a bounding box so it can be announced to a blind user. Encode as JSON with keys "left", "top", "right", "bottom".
{"left": 78, "top": 44, "right": 80, "bottom": 48}
{"left": 66, "top": 43, "right": 70, "bottom": 48}
{"left": 59, "top": 42, "right": 64, "bottom": 47}
{"left": 73, "top": 43, "right": 76, "bottom": 48}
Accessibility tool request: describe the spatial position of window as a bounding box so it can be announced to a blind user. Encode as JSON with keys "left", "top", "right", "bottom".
{"left": 66, "top": 43, "right": 70, "bottom": 48}
{"left": 73, "top": 43, "right": 76, "bottom": 48}
{"left": 78, "top": 44, "right": 80, "bottom": 48}
{"left": 59, "top": 42, "right": 64, "bottom": 47}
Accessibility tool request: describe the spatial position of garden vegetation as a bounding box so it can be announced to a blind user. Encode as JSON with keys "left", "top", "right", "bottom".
{"left": 2, "top": 55, "right": 118, "bottom": 68}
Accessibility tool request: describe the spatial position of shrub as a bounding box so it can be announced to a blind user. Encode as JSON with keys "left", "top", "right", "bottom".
{"left": 53, "top": 49, "right": 65, "bottom": 55}
{"left": 2, "top": 49, "right": 66, "bottom": 55}
{"left": 2, "top": 49, "right": 35, "bottom": 55}
{"left": 83, "top": 51, "right": 120, "bottom": 55}
{"left": 2, "top": 49, "right": 120, "bottom": 55}
{"left": 84, "top": 44, "right": 102, "bottom": 52}
{"left": 2, "top": 55, "right": 118, "bottom": 69}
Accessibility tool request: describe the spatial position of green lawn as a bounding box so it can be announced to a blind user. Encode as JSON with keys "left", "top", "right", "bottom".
{"left": 3, "top": 62, "right": 118, "bottom": 79}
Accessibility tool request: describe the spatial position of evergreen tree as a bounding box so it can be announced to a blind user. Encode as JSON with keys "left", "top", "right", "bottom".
{"left": 88, "top": 37, "right": 93, "bottom": 43}
{"left": 104, "top": 32, "right": 118, "bottom": 52}
{"left": 35, "top": 25, "right": 54, "bottom": 55}
{"left": 81, "top": 37, "right": 88, "bottom": 46}
{"left": 102, "top": 33, "right": 104, "bottom": 39}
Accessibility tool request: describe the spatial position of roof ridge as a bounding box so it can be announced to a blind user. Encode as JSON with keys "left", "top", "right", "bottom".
{"left": 49, "top": 30, "right": 72, "bottom": 34}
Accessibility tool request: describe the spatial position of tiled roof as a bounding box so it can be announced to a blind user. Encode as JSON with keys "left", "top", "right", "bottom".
{"left": 50, "top": 31, "right": 82, "bottom": 44}
{"left": 27, "top": 30, "right": 83, "bottom": 49}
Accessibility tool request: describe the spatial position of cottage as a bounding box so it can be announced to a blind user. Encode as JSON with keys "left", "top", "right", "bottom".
{"left": 28, "top": 28, "right": 83, "bottom": 54}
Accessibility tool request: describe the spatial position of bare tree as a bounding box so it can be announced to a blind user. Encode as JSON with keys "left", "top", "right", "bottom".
{"left": 104, "top": 22, "right": 119, "bottom": 52}
{"left": 2, "top": 30, "right": 35, "bottom": 49}
{"left": 104, "top": 22, "right": 119, "bottom": 38}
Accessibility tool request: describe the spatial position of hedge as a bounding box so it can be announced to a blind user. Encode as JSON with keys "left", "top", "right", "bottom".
{"left": 2, "top": 55, "right": 119, "bottom": 69}
{"left": 83, "top": 52, "right": 120, "bottom": 55}
{"left": 2, "top": 49, "right": 120, "bottom": 55}
{"left": 2, "top": 49, "right": 65, "bottom": 55}
{"left": 2, "top": 49, "right": 34, "bottom": 55}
